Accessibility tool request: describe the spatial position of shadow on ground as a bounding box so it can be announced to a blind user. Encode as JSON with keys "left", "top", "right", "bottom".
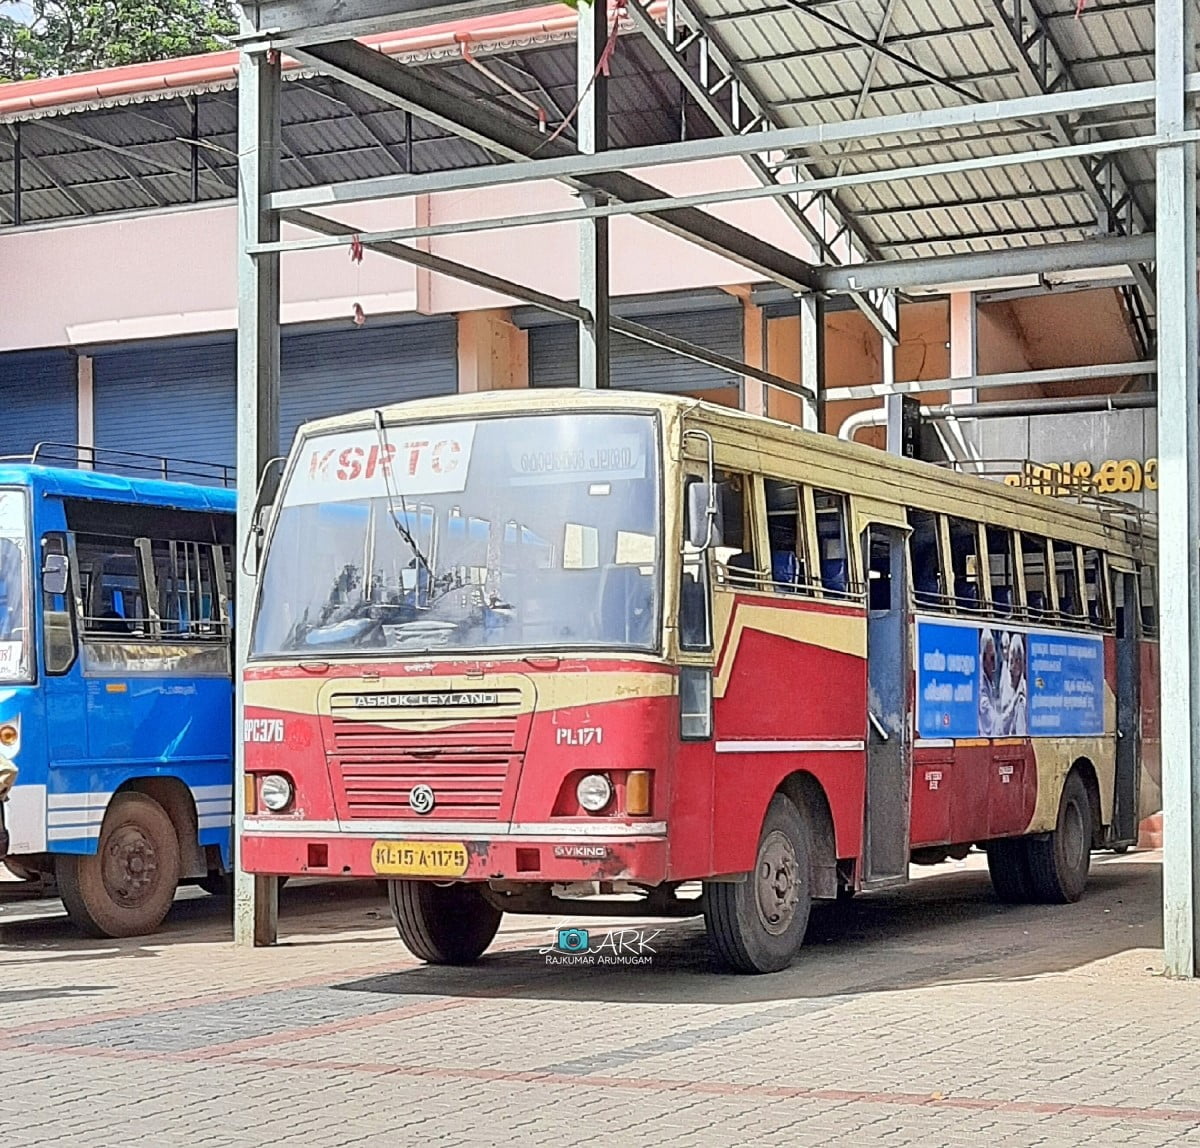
{"left": 336, "top": 855, "right": 1162, "bottom": 1006}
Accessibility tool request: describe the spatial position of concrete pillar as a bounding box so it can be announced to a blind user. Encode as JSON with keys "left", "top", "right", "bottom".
{"left": 740, "top": 295, "right": 766, "bottom": 416}
{"left": 949, "top": 291, "right": 977, "bottom": 405}
{"left": 76, "top": 354, "right": 94, "bottom": 468}
{"left": 457, "top": 310, "right": 529, "bottom": 392}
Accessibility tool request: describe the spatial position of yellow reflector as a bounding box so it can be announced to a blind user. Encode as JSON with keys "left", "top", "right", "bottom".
{"left": 244, "top": 774, "right": 258, "bottom": 817}
{"left": 0, "top": 724, "right": 16, "bottom": 748}
{"left": 626, "top": 770, "right": 652, "bottom": 816}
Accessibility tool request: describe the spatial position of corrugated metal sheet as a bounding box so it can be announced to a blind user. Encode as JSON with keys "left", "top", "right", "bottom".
{"left": 0, "top": 348, "right": 77, "bottom": 456}
{"left": 530, "top": 307, "right": 743, "bottom": 392}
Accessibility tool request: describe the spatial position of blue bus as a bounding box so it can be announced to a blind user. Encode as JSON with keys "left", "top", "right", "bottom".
{"left": 0, "top": 447, "right": 236, "bottom": 936}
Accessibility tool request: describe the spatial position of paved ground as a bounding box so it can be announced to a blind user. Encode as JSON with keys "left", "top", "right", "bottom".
{"left": 1, "top": 849, "right": 1194, "bottom": 1147}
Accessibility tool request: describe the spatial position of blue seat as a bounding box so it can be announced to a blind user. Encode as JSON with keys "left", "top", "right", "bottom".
{"left": 993, "top": 586, "right": 1013, "bottom": 614}
{"left": 771, "top": 550, "right": 801, "bottom": 592}
{"left": 955, "top": 579, "right": 979, "bottom": 607}
{"left": 726, "top": 552, "right": 756, "bottom": 585}
{"left": 821, "top": 558, "right": 847, "bottom": 594}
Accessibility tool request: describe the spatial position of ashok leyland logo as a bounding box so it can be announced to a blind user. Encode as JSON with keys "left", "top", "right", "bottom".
{"left": 539, "top": 925, "right": 661, "bottom": 966}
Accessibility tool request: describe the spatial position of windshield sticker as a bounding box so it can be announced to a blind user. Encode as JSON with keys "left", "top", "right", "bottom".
{"left": 0, "top": 491, "right": 25, "bottom": 537}
{"left": 284, "top": 423, "right": 477, "bottom": 506}
{"left": 0, "top": 641, "right": 23, "bottom": 674}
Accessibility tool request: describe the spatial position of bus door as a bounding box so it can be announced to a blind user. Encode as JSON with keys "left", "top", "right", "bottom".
{"left": 1110, "top": 566, "right": 1141, "bottom": 842}
{"left": 862, "top": 524, "right": 912, "bottom": 885}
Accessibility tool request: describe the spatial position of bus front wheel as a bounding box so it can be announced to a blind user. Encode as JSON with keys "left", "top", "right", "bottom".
{"left": 388, "top": 880, "right": 502, "bottom": 964}
{"left": 58, "top": 792, "right": 181, "bottom": 938}
{"left": 704, "top": 793, "right": 813, "bottom": 974}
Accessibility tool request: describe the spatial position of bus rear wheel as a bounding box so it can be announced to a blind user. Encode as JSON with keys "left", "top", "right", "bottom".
{"left": 1026, "top": 770, "right": 1093, "bottom": 904}
{"left": 704, "top": 793, "right": 813, "bottom": 974}
{"left": 388, "top": 880, "right": 502, "bottom": 965}
{"left": 58, "top": 792, "right": 181, "bottom": 938}
{"left": 986, "top": 837, "right": 1034, "bottom": 904}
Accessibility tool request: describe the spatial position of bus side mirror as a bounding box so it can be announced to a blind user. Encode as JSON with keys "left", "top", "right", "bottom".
{"left": 687, "top": 483, "right": 723, "bottom": 550}
{"left": 42, "top": 553, "right": 68, "bottom": 597}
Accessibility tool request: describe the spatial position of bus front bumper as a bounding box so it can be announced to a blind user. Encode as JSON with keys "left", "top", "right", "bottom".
{"left": 240, "top": 824, "right": 669, "bottom": 886}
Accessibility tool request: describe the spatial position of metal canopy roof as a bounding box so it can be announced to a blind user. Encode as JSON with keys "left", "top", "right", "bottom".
{"left": 0, "top": 0, "right": 1191, "bottom": 351}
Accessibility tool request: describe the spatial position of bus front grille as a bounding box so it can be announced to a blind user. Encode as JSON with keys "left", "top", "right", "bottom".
{"left": 336, "top": 757, "right": 518, "bottom": 820}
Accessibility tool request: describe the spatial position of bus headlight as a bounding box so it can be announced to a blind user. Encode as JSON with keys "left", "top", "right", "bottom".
{"left": 576, "top": 773, "right": 613, "bottom": 813}
{"left": 260, "top": 774, "right": 294, "bottom": 813}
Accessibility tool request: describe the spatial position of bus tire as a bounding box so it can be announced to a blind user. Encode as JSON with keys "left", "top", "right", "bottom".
{"left": 1026, "top": 770, "right": 1093, "bottom": 904}
{"left": 986, "top": 838, "right": 1034, "bottom": 904}
{"left": 199, "top": 874, "right": 288, "bottom": 896}
{"left": 388, "top": 880, "right": 502, "bottom": 965}
{"left": 704, "top": 793, "right": 812, "bottom": 974}
{"left": 58, "top": 792, "right": 181, "bottom": 938}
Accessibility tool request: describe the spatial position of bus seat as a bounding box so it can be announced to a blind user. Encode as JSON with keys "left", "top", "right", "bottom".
{"left": 1028, "top": 590, "right": 1047, "bottom": 614}
{"left": 913, "top": 567, "right": 940, "bottom": 605}
{"left": 725, "top": 552, "right": 757, "bottom": 586}
{"left": 954, "top": 579, "right": 979, "bottom": 607}
{"left": 599, "top": 564, "right": 653, "bottom": 644}
{"left": 820, "top": 558, "right": 847, "bottom": 594}
{"left": 993, "top": 586, "right": 1014, "bottom": 613}
{"left": 771, "top": 550, "right": 801, "bottom": 592}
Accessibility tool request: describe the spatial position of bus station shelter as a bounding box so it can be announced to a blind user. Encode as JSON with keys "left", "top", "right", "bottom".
{"left": 230, "top": 0, "right": 1200, "bottom": 974}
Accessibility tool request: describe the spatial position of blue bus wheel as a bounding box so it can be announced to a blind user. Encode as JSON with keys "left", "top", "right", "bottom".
{"left": 58, "top": 792, "right": 181, "bottom": 939}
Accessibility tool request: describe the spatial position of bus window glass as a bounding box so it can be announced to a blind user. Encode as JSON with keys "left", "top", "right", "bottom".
{"left": 41, "top": 532, "right": 77, "bottom": 675}
{"left": 153, "top": 540, "right": 223, "bottom": 639}
{"left": 75, "top": 535, "right": 149, "bottom": 637}
{"left": 680, "top": 480, "right": 711, "bottom": 651}
{"left": 947, "top": 517, "right": 982, "bottom": 609}
{"left": 764, "top": 479, "right": 807, "bottom": 593}
{"left": 714, "top": 471, "right": 755, "bottom": 587}
{"left": 0, "top": 488, "right": 31, "bottom": 682}
{"left": 1140, "top": 565, "right": 1158, "bottom": 636}
{"left": 1020, "top": 533, "right": 1050, "bottom": 619}
{"left": 907, "top": 509, "right": 942, "bottom": 607}
{"left": 253, "top": 413, "right": 662, "bottom": 656}
{"left": 813, "top": 490, "right": 850, "bottom": 596}
{"left": 1082, "top": 548, "right": 1106, "bottom": 627}
{"left": 1053, "top": 541, "right": 1083, "bottom": 621}
{"left": 986, "top": 527, "right": 1016, "bottom": 617}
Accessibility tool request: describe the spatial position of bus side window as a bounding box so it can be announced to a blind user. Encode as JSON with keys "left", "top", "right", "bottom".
{"left": 75, "top": 535, "right": 149, "bottom": 637}
{"left": 1140, "top": 565, "right": 1158, "bottom": 637}
{"left": 1082, "top": 548, "right": 1107, "bottom": 627}
{"left": 947, "top": 517, "right": 983, "bottom": 610}
{"left": 812, "top": 489, "right": 850, "bottom": 596}
{"left": 713, "top": 471, "right": 756, "bottom": 588}
{"left": 1020, "top": 533, "right": 1050, "bottom": 621}
{"left": 41, "top": 533, "right": 77, "bottom": 675}
{"left": 907, "top": 509, "right": 942, "bottom": 608}
{"left": 986, "top": 526, "right": 1016, "bottom": 617}
{"left": 764, "top": 479, "right": 808, "bottom": 594}
{"left": 153, "top": 540, "right": 222, "bottom": 639}
{"left": 1053, "top": 541, "right": 1083, "bottom": 621}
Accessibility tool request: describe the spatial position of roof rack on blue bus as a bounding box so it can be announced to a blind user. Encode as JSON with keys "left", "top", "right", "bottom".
{"left": 0, "top": 442, "right": 236, "bottom": 488}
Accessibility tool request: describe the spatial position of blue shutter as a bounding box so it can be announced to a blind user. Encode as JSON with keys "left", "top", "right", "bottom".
{"left": 279, "top": 321, "right": 458, "bottom": 449}
{"left": 0, "top": 349, "right": 78, "bottom": 456}
{"left": 94, "top": 339, "right": 237, "bottom": 472}
{"left": 530, "top": 307, "right": 743, "bottom": 393}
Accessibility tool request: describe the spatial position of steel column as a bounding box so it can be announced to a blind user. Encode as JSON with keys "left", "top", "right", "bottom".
{"left": 1156, "top": 0, "right": 1200, "bottom": 978}
{"left": 234, "top": 49, "right": 282, "bottom": 949}
{"left": 800, "top": 294, "right": 822, "bottom": 431}
{"left": 577, "top": 3, "right": 610, "bottom": 390}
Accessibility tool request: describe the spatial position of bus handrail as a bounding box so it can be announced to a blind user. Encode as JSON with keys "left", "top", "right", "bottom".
{"left": 0, "top": 442, "right": 235, "bottom": 488}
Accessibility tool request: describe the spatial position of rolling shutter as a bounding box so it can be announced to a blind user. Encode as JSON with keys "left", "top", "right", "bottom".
{"left": 529, "top": 307, "right": 743, "bottom": 393}
{"left": 279, "top": 321, "right": 458, "bottom": 449}
{"left": 0, "top": 349, "right": 78, "bottom": 457}
{"left": 93, "top": 339, "right": 237, "bottom": 473}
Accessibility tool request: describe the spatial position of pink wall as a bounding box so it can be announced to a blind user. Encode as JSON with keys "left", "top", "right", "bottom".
{"left": 0, "top": 158, "right": 811, "bottom": 352}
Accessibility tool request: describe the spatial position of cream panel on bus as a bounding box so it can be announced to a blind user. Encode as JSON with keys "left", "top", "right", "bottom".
{"left": 5, "top": 783, "right": 47, "bottom": 854}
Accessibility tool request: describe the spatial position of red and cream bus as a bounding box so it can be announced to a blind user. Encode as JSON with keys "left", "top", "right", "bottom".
{"left": 240, "top": 391, "right": 1157, "bottom": 973}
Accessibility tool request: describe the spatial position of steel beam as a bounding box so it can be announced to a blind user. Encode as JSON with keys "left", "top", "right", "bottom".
{"left": 1156, "top": 0, "right": 1200, "bottom": 979}
{"left": 290, "top": 38, "right": 818, "bottom": 293}
{"left": 577, "top": 3, "right": 610, "bottom": 390}
{"left": 234, "top": 49, "right": 282, "bottom": 949}
{"left": 281, "top": 208, "right": 813, "bottom": 403}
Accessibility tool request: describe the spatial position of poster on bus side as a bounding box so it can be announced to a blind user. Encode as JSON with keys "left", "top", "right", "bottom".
{"left": 916, "top": 618, "right": 1104, "bottom": 739}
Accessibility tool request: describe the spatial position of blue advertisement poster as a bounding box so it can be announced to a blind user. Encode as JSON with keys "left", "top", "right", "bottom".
{"left": 917, "top": 619, "right": 1104, "bottom": 739}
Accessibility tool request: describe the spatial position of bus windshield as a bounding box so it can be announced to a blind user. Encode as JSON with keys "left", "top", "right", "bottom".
{"left": 0, "top": 488, "right": 31, "bottom": 683}
{"left": 253, "top": 411, "right": 661, "bottom": 657}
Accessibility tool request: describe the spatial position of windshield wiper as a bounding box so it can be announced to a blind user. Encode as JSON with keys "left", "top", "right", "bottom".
{"left": 374, "top": 410, "right": 436, "bottom": 595}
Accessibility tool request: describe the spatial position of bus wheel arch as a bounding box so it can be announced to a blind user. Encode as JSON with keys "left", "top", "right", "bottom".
{"left": 777, "top": 771, "right": 838, "bottom": 900}
{"left": 57, "top": 790, "right": 182, "bottom": 938}
{"left": 116, "top": 776, "right": 206, "bottom": 879}
{"left": 1066, "top": 757, "right": 1104, "bottom": 848}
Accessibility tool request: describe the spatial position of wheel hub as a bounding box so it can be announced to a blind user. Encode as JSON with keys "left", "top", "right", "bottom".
{"left": 755, "top": 829, "right": 801, "bottom": 936}
{"left": 102, "top": 824, "right": 160, "bottom": 908}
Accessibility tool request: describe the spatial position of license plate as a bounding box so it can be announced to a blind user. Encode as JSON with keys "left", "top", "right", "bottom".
{"left": 371, "top": 840, "right": 469, "bottom": 878}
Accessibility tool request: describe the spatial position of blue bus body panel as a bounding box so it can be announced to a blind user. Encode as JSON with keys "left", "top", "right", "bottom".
{"left": 0, "top": 464, "right": 235, "bottom": 868}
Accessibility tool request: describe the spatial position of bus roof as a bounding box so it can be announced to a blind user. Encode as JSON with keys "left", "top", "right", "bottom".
{"left": 296, "top": 388, "right": 1154, "bottom": 557}
{"left": 0, "top": 463, "right": 236, "bottom": 515}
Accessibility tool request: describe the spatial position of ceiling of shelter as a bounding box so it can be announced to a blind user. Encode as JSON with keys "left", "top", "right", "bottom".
{"left": 0, "top": 0, "right": 1187, "bottom": 320}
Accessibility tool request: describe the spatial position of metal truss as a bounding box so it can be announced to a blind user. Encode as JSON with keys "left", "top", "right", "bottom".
{"left": 981, "top": 0, "right": 1157, "bottom": 355}
{"left": 625, "top": 0, "right": 899, "bottom": 344}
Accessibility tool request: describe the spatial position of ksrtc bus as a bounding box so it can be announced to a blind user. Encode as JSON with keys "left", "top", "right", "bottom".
{"left": 0, "top": 450, "right": 236, "bottom": 937}
{"left": 240, "top": 392, "right": 1157, "bottom": 973}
